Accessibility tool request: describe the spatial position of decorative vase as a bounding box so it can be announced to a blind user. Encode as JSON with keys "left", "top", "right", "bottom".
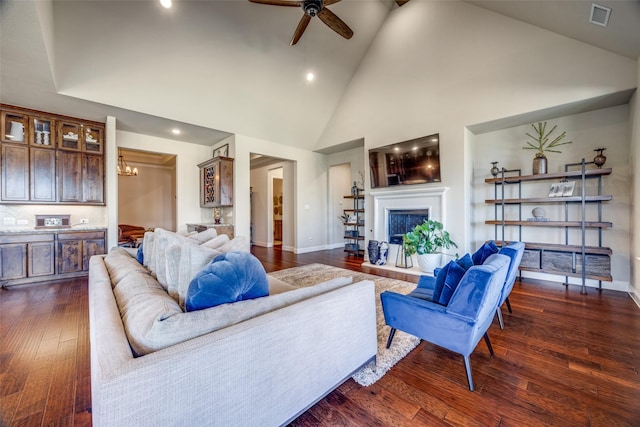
{"left": 593, "top": 148, "right": 606, "bottom": 168}
{"left": 368, "top": 240, "right": 380, "bottom": 264}
{"left": 416, "top": 253, "right": 442, "bottom": 273}
{"left": 490, "top": 161, "right": 500, "bottom": 177}
{"left": 532, "top": 152, "right": 547, "bottom": 175}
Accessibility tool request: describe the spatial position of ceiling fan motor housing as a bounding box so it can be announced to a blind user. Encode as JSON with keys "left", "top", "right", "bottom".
{"left": 302, "top": 0, "right": 322, "bottom": 16}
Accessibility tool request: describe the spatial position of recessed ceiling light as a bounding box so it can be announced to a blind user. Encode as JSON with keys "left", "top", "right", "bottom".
{"left": 160, "top": 0, "right": 172, "bottom": 9}
{"left": 171, "top": 128, "right": 181, "bottom": 135}
{"left": 306, "top": 72, "right": 315, "bottom": 82}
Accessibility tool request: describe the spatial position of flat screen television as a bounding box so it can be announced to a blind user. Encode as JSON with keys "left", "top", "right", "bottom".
{"left": 369, "top": 133, "right": 441, "bottom": 188}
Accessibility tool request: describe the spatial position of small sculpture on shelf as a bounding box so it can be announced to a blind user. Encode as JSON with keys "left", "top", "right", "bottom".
{"left": 490, "top": 161, "right": 500, "bottom": 177}
{"left": 593, "top": 148, "right": 607, "bottom": 168}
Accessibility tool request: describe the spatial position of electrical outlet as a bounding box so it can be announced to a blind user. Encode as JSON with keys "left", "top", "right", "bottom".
{"left": 3, "top": 218, "right": 15, "bottom": 226}
{"left": 80, "top": 218, "right": 89, "bottom": 224}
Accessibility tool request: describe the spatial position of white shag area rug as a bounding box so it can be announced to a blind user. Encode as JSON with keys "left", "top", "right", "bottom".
{"left": 268, "top": 263, "right": 421, "bottom": 386}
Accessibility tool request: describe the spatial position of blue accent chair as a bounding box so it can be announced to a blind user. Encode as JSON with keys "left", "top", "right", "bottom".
{"left": 422, "top": 241, "right": 525, "bottom": 329}
{"left": 494, "top": 242, "right": 525, "bottom": 329}
{"left": 381, "top": 253, "right": 510, "bottom": 391}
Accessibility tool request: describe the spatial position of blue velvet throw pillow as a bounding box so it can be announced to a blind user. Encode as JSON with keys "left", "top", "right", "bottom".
{"left": 472, "top": 241, "right": 499, "bottom": 265}
{"left": 185, "top": 251, "right": 269, "bottom": 312}
{"left": 136, "top": 243, "right": 144, "bottom": 265}
{"left": 436, "top": 260, "right": 469, "bottom": 306}
{"left": 431, "top": 254, "right": 472, "bottom": 303}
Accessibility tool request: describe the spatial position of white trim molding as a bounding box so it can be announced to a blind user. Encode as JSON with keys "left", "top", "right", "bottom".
{"left": 370, "top": 186, "right": 449, "bottom": 243}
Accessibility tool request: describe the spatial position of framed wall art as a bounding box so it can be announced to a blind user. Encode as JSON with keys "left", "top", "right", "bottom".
{"left": 213, "top": 144, "right": 229, "bottom": 158}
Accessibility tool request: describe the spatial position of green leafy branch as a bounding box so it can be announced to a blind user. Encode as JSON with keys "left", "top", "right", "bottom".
{"left": 522, "top": 121, "right": 572, "bottom": 154}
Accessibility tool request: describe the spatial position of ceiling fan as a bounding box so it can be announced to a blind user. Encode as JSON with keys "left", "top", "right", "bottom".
{"left": 248, "top": 0, "right": 353, "bottom": 46}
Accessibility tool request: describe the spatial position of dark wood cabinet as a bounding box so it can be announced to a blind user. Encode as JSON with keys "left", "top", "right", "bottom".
{"left": 57, "top": 230, "right": 106, "bottom": 274}
{"left": 0, "top": 230, "right": 104, "bottom": 287}
{"left": 28, "top": 241, "right": 55, "bottom": 277}
{"left": 0, "top": 243, "right": 27, "bottom": 280}
{"left": 30, "top": 146, "right": 57, "bottom": 202}
{"left": 1, "top": 143, "right": 29, "bottom": 201}
{"left": 58, "top": 151, "right": 83, "bottom": 202}
{"left": 83, "top": 153, "right": 104, "bottom": 204}
{"left": 198, "top": 157, "right": 234, "bottom": 207}
{"left": 0, "top": 104, "right": 105, "bottom": 205}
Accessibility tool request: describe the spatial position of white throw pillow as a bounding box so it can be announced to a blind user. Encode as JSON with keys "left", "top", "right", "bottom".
{"left": 177, "top": 242, "right": 221, "bottom": 310}
{"left": 201, "top": 234, "right": 229, "bottom": 249}
{"left": 189, "top": 228, "right": 218, "bottom": 244}
{"left": 219, "top": 236, "right": 250, "bottom": 253}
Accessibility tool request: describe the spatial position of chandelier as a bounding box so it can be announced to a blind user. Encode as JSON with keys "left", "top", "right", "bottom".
{"left": 117, "top": 151, "right": 138, "bottom": 176}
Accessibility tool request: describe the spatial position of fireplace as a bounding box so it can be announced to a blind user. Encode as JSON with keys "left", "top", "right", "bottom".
{"left": 370, "top": 186, "right": 448, "bottom": 245}
{"left": 388, "top": 209, "right": 429, "bottom": 244}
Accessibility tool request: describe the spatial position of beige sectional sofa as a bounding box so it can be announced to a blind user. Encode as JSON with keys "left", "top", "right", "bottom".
{"left": 89, "top": 228, "right": 377, "bottom": 426}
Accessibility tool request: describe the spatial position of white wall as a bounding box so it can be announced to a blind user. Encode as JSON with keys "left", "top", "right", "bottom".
{"left": 118, "top": 162, "right": 176, "bottom": 231}
{"left": 631, "top": 59, "right": 640, "bottom": 298}
{"left": 328, "top": 163, "right": 352, "bottom": 247}
{"left": 115, "top": 130, "right": 211, "bottom": 232}
{"left": 316, "top": 1, "right": 638, "bottom": 254}
{"left": 234, "top": 134, "right": 328, "bottom": 253}
{"left": 471, "top": 106, "right": 631, "bottom": 291}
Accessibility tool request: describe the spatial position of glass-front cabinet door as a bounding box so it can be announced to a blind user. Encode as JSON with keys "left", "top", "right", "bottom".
{"left": 1, "top": 110, "right": 28, "bottom": 144}
{"left": 83, "top": 126, "right": 103, "bottom": 154}
{"left": 57, "top": 121, "right": 82, "bottom": 151}
{"left": 30, "top": 116, "right": 55, "bottom": 147}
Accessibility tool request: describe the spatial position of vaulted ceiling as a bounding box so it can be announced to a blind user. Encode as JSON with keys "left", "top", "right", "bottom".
{"left": 1, "top": 0, "right": 639, "bottom": 150}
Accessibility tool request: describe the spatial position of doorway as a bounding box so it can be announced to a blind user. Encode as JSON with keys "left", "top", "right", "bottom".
{"left": 250, "top": 154, "right": 293, "bottom": 250}
{"left": 272, "top": 172, "right": 283, "bottom": 246}
{"left": 117, "top": 148, "right": 177, "bottom": 232}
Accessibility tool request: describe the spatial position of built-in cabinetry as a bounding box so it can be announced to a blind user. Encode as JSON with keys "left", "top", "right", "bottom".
{"left": 343, "top": 191, "right": 364, "bottom": 257}
{"left": 485, "top": 160, "right": 612, "bottom": 293}
{"left": 0, "top": 104, "right": 105, "bottom": 205}
{"left": 0, "top": 229, "right": 106, "bottom": 287}
{"left": 186, "top": 223, "right": 235, "bottom": 239}
{"left": 198, "top": 156, "right": 233, "bottom": 207}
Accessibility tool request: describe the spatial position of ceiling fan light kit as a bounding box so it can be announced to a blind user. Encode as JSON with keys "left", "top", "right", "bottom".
{"left": 248, "top": 0, "right": 353, "bottom": 45}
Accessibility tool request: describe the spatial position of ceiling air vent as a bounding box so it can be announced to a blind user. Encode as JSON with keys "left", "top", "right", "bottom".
{"left": 590, "top": 3, "right": 611, "bottom": 27}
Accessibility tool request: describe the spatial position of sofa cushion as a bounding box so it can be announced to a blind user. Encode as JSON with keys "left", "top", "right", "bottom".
{"left": 189, "top": 228, "right": 218, "bottom": 244}
{"left": 115, "top": 275, "right": 354, "bottom": 356}
{"left": 112, "top": 270, "right": 183, "bottom": 356}
{"left": 142, "top": 230, "right": 155, "bottom": 270}
{"left": 219, "top": 236, "right": 250, "bottom": 253}
{"left": 472, "top": 241, "right": 499, "bottom": 265}
{"left": 103, "top": 247, "right": 150, "bottom": 287}
{"left": 186, "top": 252, "right": 269, "bottom": 312}
{"left": 177, "top": 242, "right": 222, "bottom": 309}
{"left": 154, "top": 229, "right": 192, "bottom": 291}
{"left": 201, "top": 234, "right": 230, "bottom": 249}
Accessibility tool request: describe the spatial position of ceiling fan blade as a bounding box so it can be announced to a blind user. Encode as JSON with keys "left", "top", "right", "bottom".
{"left": 291, "top": 14, "right": 312, "bottom": 45}
{"left": 317, "top": 8, "right": 353, "bottom": 40}
{"left": 395, "top": 0, "right": 409, "bottom": 5}
{"left": 323, "top": 0, "right": 341, "bottom": 6}
{"left": 249, "top": 0, "right": 301, "bottom": 7}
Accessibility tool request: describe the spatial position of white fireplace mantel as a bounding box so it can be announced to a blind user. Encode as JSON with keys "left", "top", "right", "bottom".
{"left": 370, "top": 187, "right": 449, "bottom": 243}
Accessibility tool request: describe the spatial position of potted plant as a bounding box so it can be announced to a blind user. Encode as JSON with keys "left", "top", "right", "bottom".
{"left": 522, "top": 121, "right": 572, "bottom": 174}
{"left": 403, "top": 220, "right": 457, "bottom": 272}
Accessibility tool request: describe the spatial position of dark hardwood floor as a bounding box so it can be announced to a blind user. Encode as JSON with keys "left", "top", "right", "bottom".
{"left": 1, "top": 246, "right": 639, "bottom": 426}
